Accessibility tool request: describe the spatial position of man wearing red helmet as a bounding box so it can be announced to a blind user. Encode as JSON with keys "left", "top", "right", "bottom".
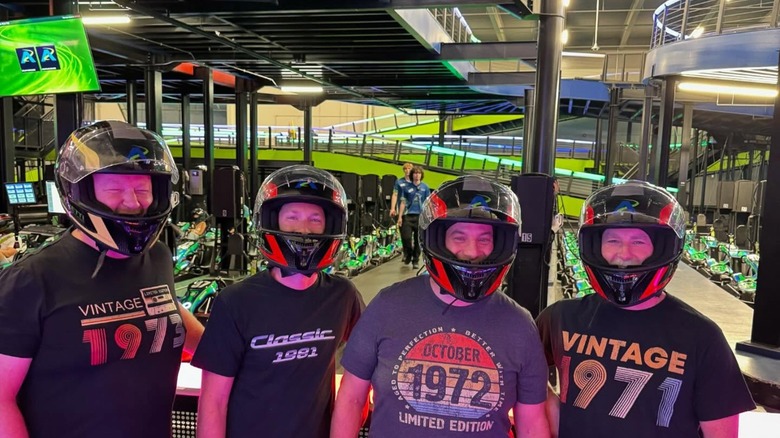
{"left": 536, "top": 180, "right": 754, "bottom": 438}
{"left": 0, "top": 120, "right": 203, "bottom": 438}
{"left": 192, "top": 165, "right": 363, "bottom": 438}
{"left": 333, "top": 175, "right": 550, "bottom": 438}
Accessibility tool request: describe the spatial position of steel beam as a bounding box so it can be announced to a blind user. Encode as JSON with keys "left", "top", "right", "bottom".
{"left": 440, "top": 42, "right": 537, "bottom": 60}
{"left": 468, "top": 72, "right": 536, "bottom": 87}
{"left": 529, "top": 0, "right": 563, "bottom": 176}
{"left": 0, "top": 98, "right": 13, "bottom": 212}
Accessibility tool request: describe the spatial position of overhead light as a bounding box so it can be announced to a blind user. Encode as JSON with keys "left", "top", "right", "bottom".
{"left": 82, "top": 15, "right": 131, "bottom": 25}
{"left": 678, "top": 81, "right": 778, "bottom": 98}
{"left": 561, "top": 29, "right": 569, "bottom": 45}
{"left": 562, "top": 51, "right": 606, "bottom": 58}
{"left": 689, "top": 26, "right": 705, "bottom": 39}
{"left": 563, "top": 0, "right": 571, "bottom": 7}
{"left": 280, "top": 85, "right": 324, "bottom": 94}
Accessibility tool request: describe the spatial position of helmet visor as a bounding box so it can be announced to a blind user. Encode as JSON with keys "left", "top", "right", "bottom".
{"left": 58, "top": 120, "right": 178, "bottom": 184}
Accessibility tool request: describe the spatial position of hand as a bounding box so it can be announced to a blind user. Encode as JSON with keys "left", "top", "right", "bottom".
{"left": 390, "top": 209, "right": 397, "bottom": 217}
{"left": 397, "top": 218, "right": 403, "bottom": 227}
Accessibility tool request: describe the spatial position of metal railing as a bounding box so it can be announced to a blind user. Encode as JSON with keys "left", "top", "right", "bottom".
{"left": 651, "top": 0, "right": 780, "bottom": 48}
{"left": 428, "top": 7, "right": 478, "bottom": 43}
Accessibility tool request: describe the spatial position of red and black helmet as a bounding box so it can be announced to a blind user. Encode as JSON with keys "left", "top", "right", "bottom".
{"left": 55, "top": 120, "right": 178, "bottom": 256}
{"left": 419, "top": 176, "right": 521, "bottom": 302}
{"left": 253, "top": 165, "right": 347, "bottom": 274}
{"left": 579, "top": 180, "right": 686, "bottom": 307}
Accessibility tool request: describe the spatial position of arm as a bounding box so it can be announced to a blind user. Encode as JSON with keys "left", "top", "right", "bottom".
{"left": 196, "top": 370, "right": 235, "bottom": 438}
{"left": 700, "top": 414, "right": 739, "bottom": 438}
{"left": 178, "top": 302, "right": 204, "bottom": 355}
{"left": 0, "top": 353, "right": 32, "bottom": 438}
{"left": 545, "top": 383, "right": 560, "bottom": 438}
{"left": 513, "top": 401, "right": 551, "bottom": 438}
{"left": 397, "top": 199, "right": 406, "bottom": 225}
{"left": 390, "top": 191, "right": 399, "bottom": 217}
{"left": 331, "top": 370, "right": 371, "bottom": 438}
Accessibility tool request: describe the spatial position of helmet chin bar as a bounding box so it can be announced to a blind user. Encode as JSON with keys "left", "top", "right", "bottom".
{"left": 451, "top": 264, "right": 498, "bottom": 301}
{"left": 282, "top": 234, "right": 325, "bottom": 272}
{"left": 603, "top": 271, "right": 641, "bottom": 305}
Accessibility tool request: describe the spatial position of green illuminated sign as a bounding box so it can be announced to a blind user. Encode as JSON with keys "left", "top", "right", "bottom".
{"left": 0, "top": 15, "right": 100, "bottom": 97}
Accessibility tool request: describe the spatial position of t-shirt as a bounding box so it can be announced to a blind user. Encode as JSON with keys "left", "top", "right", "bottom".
{"left": 341, "top": 275, "right": 548, "bottom": 437}
{"left": 393, "top": 177, "right": 411, "bottom": 209}
{"left": 0, "top": 232, "right": 184, "bottom": 438}
{"left": 536, "top": 293, "right": 756, "bottom": 438}
{"left": 400, "top": 182, "right": 431, "bottom": 215}
{"left": 191, "top": 270, "right": 364, "bottom": 438}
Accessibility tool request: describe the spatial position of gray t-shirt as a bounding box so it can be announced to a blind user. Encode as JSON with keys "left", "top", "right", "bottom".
{"left": 341, "top": 276, "right": 548, "bottom": 437}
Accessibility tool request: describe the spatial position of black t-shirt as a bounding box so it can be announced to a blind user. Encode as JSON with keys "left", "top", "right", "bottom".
{"left": 191, "top": 270, "right": 364, "bottom": 438}
{"left": 0, "top": 232, "right": 184, "bottom": 438}
{"left": 536, "top": 293, "right": 755, "bottom": 438}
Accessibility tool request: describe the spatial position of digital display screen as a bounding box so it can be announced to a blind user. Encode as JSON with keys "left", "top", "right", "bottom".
{"left": 5, "top": 182, "right": 36, "bottom": 205}
{"left": 45, "top": 180, "right": 66, "bottom": 214}
{"left": 0, "top": 15, "right": 100, "bottom": 97}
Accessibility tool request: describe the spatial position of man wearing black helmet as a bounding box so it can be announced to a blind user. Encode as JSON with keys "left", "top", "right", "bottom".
{"left": 0, "top": 120, "right": 203, "bottom": 438}
{"left": 536, "top": 180, "right": 754, "bottom": 438}
{"left": 333, "top": 175, "right": 550, "bottom": 438}
{"left": 192, "top": 165, "right": 364, "bottom": 438}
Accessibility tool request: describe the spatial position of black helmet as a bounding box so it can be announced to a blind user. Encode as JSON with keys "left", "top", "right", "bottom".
{"left": 579, "top": 180, "right": 685, "bottom": 307}
{"left": 55, "top": 120, "right": 178, "bottom": 255}
{"left": 191, "top": 207, "right": 208, "bottom": 223}
{"left": 253, "top": 165, "right": 347, "bottom": 274}
{"left": 419, "top": 176, "right": 521, "bottom": 302}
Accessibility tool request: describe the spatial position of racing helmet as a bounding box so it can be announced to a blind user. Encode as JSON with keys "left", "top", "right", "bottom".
{"left": 579, "top": 180, "right": 685, "bottom": 307}
{"left": 419, "top": 176, "right": 521, "bottom": 302}
{"left": 253, "top": 165, "right": 347, "bottom": 274}
{"left": 55, "top": 120, "right": 178, "bottom": 255}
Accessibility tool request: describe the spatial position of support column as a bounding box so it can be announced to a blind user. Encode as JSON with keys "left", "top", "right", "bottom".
{"left": 0, "top": 98, "right": 14, "bottom": 212}
{"left": 303, "top": 103, "right": 313, "bottom": 165}
{"left": 736, "top": 51, "right": 780, "bottom": 359}
{"left": 196, "top": 67, "right": 214, "bottom": 206}
{"left": 638, "top": 85, "right": 654, "bottom": 181}
{"left": 250, "top": 93, "right": 259, "bottom": 200}
{"left": 689, "top": 129, "right": 699, "bottom": 211}
{"left": 144, "top": 67, "right": 163, "bottom": 134}
{"left": 181, "top": 94, "right": 191, "bottom": 171}
{"left": 235, "top": 90, "right": 248, "bottom": 174}
{"left": 652, "top": 77, "right": 676, "bottom": 187}
{"left": 593, "top": 117, "right": 603, "bottom": 174}
{"left": 126, "top": 80, "right": 137, "bottom": 126}
{"left": 522, "top": 88, "right": 535, "bottom": 173}
{"left": 530, "top": 0, "right": 563, "bottom": 175}
{"left": 55, "top": 94, "right": 81, "bottom": 151}
{"left": 604, "top": 88, "right": 620, "bottom": 186}
{"left": 677, "top": 103, "right": 694, "bottom": 209}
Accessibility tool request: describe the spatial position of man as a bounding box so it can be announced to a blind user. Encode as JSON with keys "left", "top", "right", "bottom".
{"left": 536, "top": 180, "right": 755, "bottom": 438}
{"left": 397, "top": 165, "right": 431, "bottom": 268}
{"left": 192, "top": 165, "right": 364, "bottom": 438}
{"left": 333, "top": 175, "right": 550, "bottom": 438}
{"left": 389, "top": 162, "right": 414, "bottom": 218}
{"left": 0, "top": 120, "right": 203, "bottom": 438}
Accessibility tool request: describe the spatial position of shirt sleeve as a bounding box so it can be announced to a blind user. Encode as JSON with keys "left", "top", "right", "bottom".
{"left": 516, "top": 314, "right": 550, "bottom": 405}
{"left": 0, "top": 264, "right": 44, "bottom": 358}
{"left": 340, "top": 291, "right": 384, "bottom": 381}
{"left": 190, "top": 292, "right": 246, "bottom": 377}
{"left": 693, "top": 327, "right": 756, "bottom": 421}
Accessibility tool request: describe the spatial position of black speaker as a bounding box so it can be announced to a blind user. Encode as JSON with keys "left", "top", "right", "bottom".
{"left": 510, "top": 174, "right": 555, "bottom": 245}
{"left": 212, "top": 166, "right": 245, "bottom": 219}
{"left": 338, "top": 172, "right": 360, "bottom": 236}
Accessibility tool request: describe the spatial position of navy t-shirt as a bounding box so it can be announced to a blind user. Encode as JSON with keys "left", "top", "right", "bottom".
{"left": 536, "top": 293, "right": 756, "bottom": 437}
{"left": 191, "top": 270, "right": 364, "bottom": 438}
{"left": 342, "top": 276, "right": 548, "bottom": 437}
{"left": 0, "top": 232, "right": 184, "bottom": 438}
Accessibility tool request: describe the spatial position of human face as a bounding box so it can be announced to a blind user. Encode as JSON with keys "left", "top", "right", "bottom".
{"left": 93, "top": 173, "right": 153, "bottom": 215}
{"left": 601, "top": 228, "right": 654, "bottom": 267}
{"left": 278, "top": 202, "right": 325, "bottom": 234}
{"left": 411, "top": 170, "right": 422, "bottom": 184}
{"left": 445, "top": 222, "right": 494, "bottom": 263}
{"left": 402, "top": 164, "right": 413, "bottom": 178}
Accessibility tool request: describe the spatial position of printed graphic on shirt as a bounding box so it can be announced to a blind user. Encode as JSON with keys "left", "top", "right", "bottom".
{"left": 78, "top": 285, "right": 184, "bottom": 366}
{"left": 558, "top": 330, "right": 685, "bottom": 428}
{"left": 249, "top": 328, "right": 335, "bottom": 364}
{"left": 392, "top": 327, "right": 504, "bottom": 433}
